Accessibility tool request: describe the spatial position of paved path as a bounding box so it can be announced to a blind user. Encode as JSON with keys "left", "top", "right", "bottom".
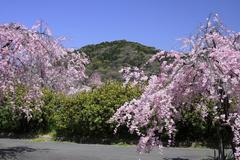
{"left": 0, "top": 138, "right": 217, "bottom": 160}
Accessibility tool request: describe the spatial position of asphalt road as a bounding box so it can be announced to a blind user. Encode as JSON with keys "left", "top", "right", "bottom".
{"left": 0, "top": 138, "right": 217, "bottom": 160}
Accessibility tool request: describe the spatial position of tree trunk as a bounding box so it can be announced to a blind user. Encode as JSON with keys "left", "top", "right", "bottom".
{"left": 217, "top": 125, "right": 225, "bottom": 160}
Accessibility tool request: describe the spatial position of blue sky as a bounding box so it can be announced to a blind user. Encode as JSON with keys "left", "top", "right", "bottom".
{"left": 0, "top": 0, "right": 239, "bottom": 50}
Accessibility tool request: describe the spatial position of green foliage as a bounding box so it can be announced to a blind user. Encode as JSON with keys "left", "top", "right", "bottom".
{"left": 78, "top": 40, "right": 159, "bottom": 81}
{"left": 0, "top": 79, "right": 232, "bottom": 147}
{"left": 0, "top": 100, "right": 18, "bottom": 132}
{"left": 39, "top": 89, "right": 62, "bottom": 132}
{"left": 53, "top": 81, "right": 141, "bottom": 143}
{"left": 174, "top": 106, "right": 208, "bottom": 146}
{"left": 174, "top": 99, "right": 233, "bottom": 148}
{"left": 0, "top": 86, "right": 55, "bottom": 134}
{"left": 0, "top": 82, "right": 141, "bottom": 143}
{"left": 0, "top": 86, "right": 27, "bottom": 133}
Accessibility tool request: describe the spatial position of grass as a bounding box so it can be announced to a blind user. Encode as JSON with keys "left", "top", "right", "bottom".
{"left": 30, "top": 131, "right": 56, "bottom": 142}
{"left": 31, "top": 137, "right": 51, "bottom": 142}
{"left": 190, "top": 142, "right": 207, "bottom": 148}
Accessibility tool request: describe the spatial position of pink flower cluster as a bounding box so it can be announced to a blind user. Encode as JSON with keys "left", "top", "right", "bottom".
{"left": 120, "top": 67, "right": 148, "bottom": 86}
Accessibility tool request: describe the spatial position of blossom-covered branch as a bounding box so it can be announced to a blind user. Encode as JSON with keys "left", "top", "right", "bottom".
{"left": 111, "top": 14, "right": 240, "bottom": 159}
{"left": 0, "top": 22, "right": 88, "bottom": 120}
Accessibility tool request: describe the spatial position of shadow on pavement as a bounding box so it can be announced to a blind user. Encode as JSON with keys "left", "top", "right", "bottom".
{"left": 163, "top": 158, "right": 189, "bottom": 160}
{"left": 0, "top": 146, "right": 49, "bottom": 160}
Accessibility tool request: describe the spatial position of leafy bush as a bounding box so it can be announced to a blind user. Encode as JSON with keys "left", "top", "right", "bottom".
{"left": 0, "top": 100, "right": 18, "bottom": 132}
{"left": 174, "top": 99, "right": 233, "bottom": 148}
{"left": 53, "top": 81, "right": 141, "bottom": 143}
{"left": 0, "top": 86, "right": 55, "bottom": 134}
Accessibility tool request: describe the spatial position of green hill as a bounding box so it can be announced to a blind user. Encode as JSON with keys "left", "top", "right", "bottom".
{"left": 77, "top": 40, "right": 159, "bottom": 81}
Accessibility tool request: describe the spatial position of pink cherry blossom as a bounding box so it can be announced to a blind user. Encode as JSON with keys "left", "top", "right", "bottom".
{"left": 111, "top": 14, "right": 240, "bottom": 159}
{"left": 0, "top": 22, "right": 88, "bottom": 119}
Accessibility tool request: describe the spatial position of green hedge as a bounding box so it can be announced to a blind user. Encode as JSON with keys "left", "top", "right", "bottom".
{"left": 0, "top": 82, "right": 141, "bottom": 142}
{"left": 52, "top": 81, "right": 141, "bottom": 143}
{"left": 1, "top": 82, "right": 229, "bottom": 147}
{"left": 0, "top": 86, "right": 54, "bottom": 134}
{"left": 174, "top": 99, "right": 233, "bottom": 148}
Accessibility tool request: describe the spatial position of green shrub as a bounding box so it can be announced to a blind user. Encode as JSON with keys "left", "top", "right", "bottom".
{"left": 0, "top": 86, "right": 56, "bottom": 134}
{"left": 53, "top": 81, "right": 141, "bottom": 143}
{"left": 0, "top": 100, "right": 18, "bottom": 132}
{"left": 174, "top": 99, "right": 233, "bottom": 148}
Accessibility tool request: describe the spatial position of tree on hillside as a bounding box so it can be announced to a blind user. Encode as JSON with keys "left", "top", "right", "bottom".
{"left": 78, "top": 40, "right": 158, "bottom": 81}
{"left": 110, "top": 14, "right": 240, "bottom": 160}
{"left": 0, "top": 22, "right": 88, "bottom": 120}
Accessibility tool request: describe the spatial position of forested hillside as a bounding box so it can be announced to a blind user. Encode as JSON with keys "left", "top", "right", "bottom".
{"left": 78, "top": 40, "right": 159, "bottom": 81}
